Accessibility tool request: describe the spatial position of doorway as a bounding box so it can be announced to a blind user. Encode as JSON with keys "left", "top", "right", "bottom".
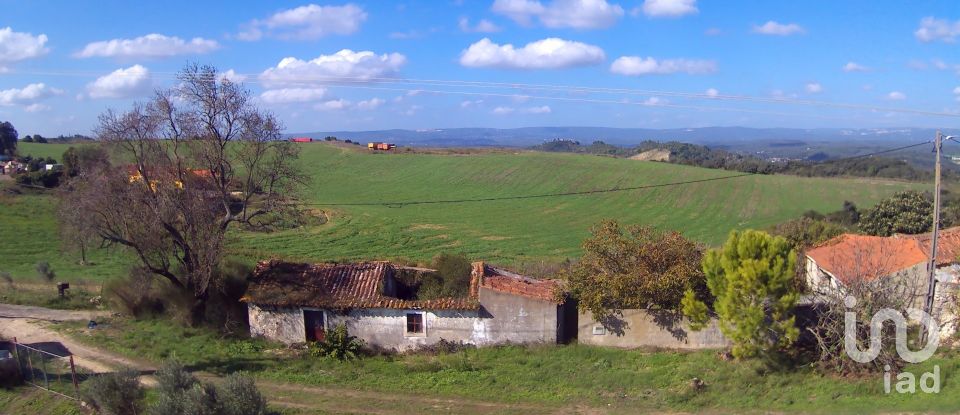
{"left": 303, "top": 310, "right": 325, "bottom": 342}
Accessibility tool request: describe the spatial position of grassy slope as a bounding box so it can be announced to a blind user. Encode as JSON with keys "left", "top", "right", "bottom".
{"left": 56, "top": 317, "right": 960, "bottom": 413}
{"left": 1, "top": 142, "right": 921, "bottom": 280}
{"left": 233, "top": 143, "right": 921, "bottom": 265}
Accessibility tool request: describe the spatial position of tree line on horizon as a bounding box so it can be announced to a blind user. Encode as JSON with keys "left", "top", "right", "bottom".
{"left": 531, "top": 138, "right": 942, "bottom": 182}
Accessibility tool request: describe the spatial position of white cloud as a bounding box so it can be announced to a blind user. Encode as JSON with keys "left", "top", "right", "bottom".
{"left": 401, "top": 105, "right": 422, "bottom": 116}
{"left": 0, "top": 83, "right": 62, "bottom": 107}
{"left": 610, "top": 56, "right": 717, "bottom": 75}
{"left": 219, "top": 69, "right": 247, "bottom": 83}
{"left": 915, "top": 17, "right": 960, "bottom": 43}
{"left": 260, "top": 88, "right": 328, "bottom": 104}
{"left": 887, "top": 91, "right": 906, "bottom": 101}
{"left": 0, "top": 27, "right": 49, "bottom": 64}
{"left": 805, "top": 82, "right": 822, "bottom": 93}
{"left": 315, "top": 99, "right": 351, "bottom": 111}
{"left": 85, "top": 65, "right": 152, "bottom": 99}
{"left": 491, "top": 105, "right": 551, "bottom": 114}
{"left": 356, "top": 97, "right": 385, "bottom": 110}
{"left": 239, "top": 4, "right": 367, "bottom": 41}
{"left": 752, "top": 21, "right": 805, "bottom": 36}
{"left": 642, "top": 97, "right": 664, "bottom": 106}
{"left": 637, "top": 0, "right": 697, "bottom": 18}
{"left": 460, "top": 38, "right": 605, "bottom": 69}
{"left": 260, "top": 50, "right": 406, "bottom": 87}
{"left": 770, "top": 89, "right": 797, "bottom": 99}
{"left": 909, "top": 58, "right": 960, "bottom": 75}
{"left": 705, "top": 88, "right": 719, "bottom": 97}
{"left": 460, "top": 99, "right": 484, "bottom": 108}
{"left": 842, "top": 62, "right": 869, "bottom": 72}
{"left": 491, "top": 0, "right": 624, "bottom": 29}
{"left": 459, "top": 17, "right": 502, "bottom": 33}
{"left": 952, "top": 86, "right": 960, "bottom": 101}
{"left": 24, "top": 103, "right": 50, "bottom": 112}
{"left": 525, "top": 105, "right": 551, "bottom": 113}
{"left": 389, "top": 30, "right": 424, "bottom": 40}
{"left": 76, "top": 34, "right": 219, "bottom": 59}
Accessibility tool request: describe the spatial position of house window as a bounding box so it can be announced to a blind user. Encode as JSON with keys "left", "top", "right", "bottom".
{"left": 406, "top": 313, "right": 424, "bottom": 334}
{"left": 592, "top": 325, "right": 606, "bottom": 335}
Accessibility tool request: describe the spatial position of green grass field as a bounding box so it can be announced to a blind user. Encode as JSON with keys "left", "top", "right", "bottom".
{"left": 53, "top": 316, "right": 960, "bottom": 414}
{"left": 0, "top": 142, "right": 922, "bottom": 281}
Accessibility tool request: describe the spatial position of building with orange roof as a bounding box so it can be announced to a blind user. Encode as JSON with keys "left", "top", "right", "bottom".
{"left": 242, "top": 260, "right": 574, "bottom": 350}
{"left": 805, "top": 228, "right": 960, "bottom": 318}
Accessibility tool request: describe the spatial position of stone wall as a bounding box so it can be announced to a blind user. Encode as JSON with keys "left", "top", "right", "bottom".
{"left": 577, "top": 309, "right": 729, "bottom": 350}
{"left": 248, "top": 304, "right": 304, "bottom": 344}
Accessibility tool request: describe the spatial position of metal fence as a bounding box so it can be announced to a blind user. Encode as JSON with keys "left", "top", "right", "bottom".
{"left": 11, "top": 337, "right": 87, "bottom": 400}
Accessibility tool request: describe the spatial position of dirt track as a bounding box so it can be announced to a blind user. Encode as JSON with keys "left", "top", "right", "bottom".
{"left": 0, "top": 304, "right": 150, "bottom": 376}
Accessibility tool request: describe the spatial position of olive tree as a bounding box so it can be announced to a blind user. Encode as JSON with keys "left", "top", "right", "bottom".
{"left": 859, "top": 191, "right": 932, "bottom": 236}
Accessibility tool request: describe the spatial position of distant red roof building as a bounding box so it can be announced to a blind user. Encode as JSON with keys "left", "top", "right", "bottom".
{"left": 290, "top": 137, "right": 313, "bottom": 143}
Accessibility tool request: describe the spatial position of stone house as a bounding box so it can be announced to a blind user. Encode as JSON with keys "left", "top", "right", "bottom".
{"left": 805, "top": 228, "right": 960, "bottom": 334}
{"left": 242, "top": 260, "right": 575, "bottom": 351}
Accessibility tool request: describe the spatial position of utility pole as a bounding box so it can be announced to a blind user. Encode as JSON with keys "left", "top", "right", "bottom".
{"left": 923, "top": 130, "right": 943, "bottom": 317}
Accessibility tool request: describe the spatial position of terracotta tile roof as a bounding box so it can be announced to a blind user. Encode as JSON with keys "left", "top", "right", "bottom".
{"left": 472, "top": 262, "right": 562, "bottom": 302}
{"left": 902, "top": 226, "right": 960, "bottom": 267}
{"left": 241, "top": 260, "right": 480, "bottom": 311}
{"left": 806, "top": 234, "right": 927, "bottom": 284}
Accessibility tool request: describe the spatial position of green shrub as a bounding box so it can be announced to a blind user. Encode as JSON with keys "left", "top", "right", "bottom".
{"left": 311, "top": 323, "right": 363, "bottom": 361}
{"left": 218, "top": 373, "right": 268, "bottom": 415}
{"left": 179, "top": 383, "right": 221, "bottom": 415}
{"left": 35, "top": 261, "right": 55, "bottom": 282}
{"left": 80, "top": 368, "right": 145, "bottom": 415}
{"left": 150, "top": 359, "right": 199, "bottom": 415}
{"left": 150, "top": 358, "right": 269, "bottom": 415}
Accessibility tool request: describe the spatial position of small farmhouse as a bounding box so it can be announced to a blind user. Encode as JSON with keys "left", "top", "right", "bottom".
{"left": 242, "top": 260, "right": 574, "bottom": 351}
{"left": 805, "top": 228, "right": 960, "bottom": 325}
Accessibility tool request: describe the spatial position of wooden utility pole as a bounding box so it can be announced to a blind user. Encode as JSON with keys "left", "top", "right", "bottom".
{"left": 923, "top": 130, "right": 943, "bottom": 316}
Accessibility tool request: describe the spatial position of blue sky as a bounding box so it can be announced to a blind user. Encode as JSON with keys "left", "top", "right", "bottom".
{"left": 0, "top": 0, "right": 958, "bottom": 136}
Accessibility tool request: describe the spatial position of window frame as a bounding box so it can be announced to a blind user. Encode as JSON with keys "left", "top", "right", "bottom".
{"left": 404, "top": 311, "right": 427, "bottom": 337}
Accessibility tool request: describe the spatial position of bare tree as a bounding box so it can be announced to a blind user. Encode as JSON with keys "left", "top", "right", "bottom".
{"left": 60, "top": 64, "right": 303, "bottom": 325}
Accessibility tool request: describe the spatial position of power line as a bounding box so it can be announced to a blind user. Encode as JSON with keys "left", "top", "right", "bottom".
{"left": 8, "top": 70, "right": 960, "bottom": 118}
{"left": 294, "top": 139, "right": 934, "bottom": 207}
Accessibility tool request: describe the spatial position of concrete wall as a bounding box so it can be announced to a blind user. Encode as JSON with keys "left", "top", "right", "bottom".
{"left": 475, "top": 286, "right": 559, "bottom": 344}
{"left": 247, "top": 287, "right": 562, "bottom": 351}
{"left": 577, "top": 309, "right": 729, "bottom": 350}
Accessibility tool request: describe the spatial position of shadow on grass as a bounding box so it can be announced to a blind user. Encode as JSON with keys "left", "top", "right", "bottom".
{"left": 186, "top": 356, "right": 281, "bottom": 375}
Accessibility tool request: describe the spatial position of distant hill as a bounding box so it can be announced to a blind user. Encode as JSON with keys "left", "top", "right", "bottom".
{"left": 290, "top": 126, "right": 960, "bottom": 171}
{"left": 288, "top": 127, "right": 959, "bottom": 148}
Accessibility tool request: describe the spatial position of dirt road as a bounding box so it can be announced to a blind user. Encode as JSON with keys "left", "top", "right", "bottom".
{"left": 0, "top": 304, "right": 149, "bottom": 375}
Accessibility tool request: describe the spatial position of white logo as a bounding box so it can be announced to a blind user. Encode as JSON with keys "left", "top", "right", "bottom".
{"left": 843, "top": 296, "right": 941, "bottom": 394}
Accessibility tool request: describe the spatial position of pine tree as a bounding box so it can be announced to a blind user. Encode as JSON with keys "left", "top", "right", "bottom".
{"left": 683, "top": 230, "right": 799, "bottom": 359}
